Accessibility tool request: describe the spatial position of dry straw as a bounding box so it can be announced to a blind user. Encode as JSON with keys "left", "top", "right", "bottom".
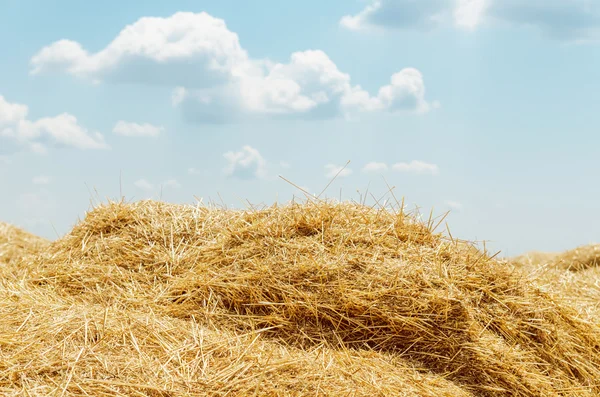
{"left": 2, "top": 199, "right": 600, "bottom": 396}
{"left": 512, "top": 244, "right": 600, "bottom": 325}
{"left": 0, "top": 222, "right": 48, "bottom": 265}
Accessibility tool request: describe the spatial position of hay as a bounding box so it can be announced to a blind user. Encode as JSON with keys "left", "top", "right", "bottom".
{"left": 513, "top": 244, "right": 600, "bottom": 272}
{"left": 2, "top": 200, "right": 600, "bottom": 396}
{"left": 552, "top": 245, "right": 600, "bottom": 272}
{"left": 0, "top": 222, "right": 48, "bottom": 265}
{"left": 512, "top": 245, "right": 600, "bottom": 323}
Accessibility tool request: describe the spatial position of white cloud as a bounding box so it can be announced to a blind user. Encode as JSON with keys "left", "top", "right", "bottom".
{"left": 0, "top": 95, "right": 108, "bottom": 153}
{"left": 113, "top": 121, "right": 164, "bottom": 137}
{"left": 0, "top": 155, "right": 11, "bottom": 165}
{"left": 340, "top": 0, "right": 600, "bottom": 40}
{"left": 280, "top": 161, "right": 291, "bottom": 169}
{"left": 340, "top": 0, "right": 452, "bottom": 31}
{"left": 487, "top": 0, "right": 600, "bottom": 40}
{"left": 376, "top": 69, "right": 431, "bottom": 113}
{"left": 362, "top": 162, "right": 389, "bottom": 173}
{"left": 134, "top": 178, "right": 154, "bottom": 191}
{"left": 324, "top": 164, "right": 353, "bottom": 178}
{"left": 32, "top": 175, "right": 51, "bottom": 185}
{"left": 392, "top": 160, "right": 439, "bottom": 175}
{"left": 188, "top": 167, "right": 204, "bottom": 175}
{"left": 31, "top": 12, "right": 433, "bottom": 123}
{"left": 455, "top": 0, "right": 489, "bottom": 29}
{"left": 223, "top": 146, "right": 267, "bottom": 179}
{"left": 0, "top": 95, "right": 28, "bottom": 125}
{"left": 163, "top": 179, "right": 182, "bottom": 189}
{"left": 30, "top": 12, "right": 248, "bottom": 87}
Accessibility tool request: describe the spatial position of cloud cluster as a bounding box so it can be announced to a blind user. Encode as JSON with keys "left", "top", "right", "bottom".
{"left": 0, "top": 95, "right": 108, "bottom": 154}
{"left": 31, "top": 12, "right": 433, "bottom": 123}
{"left": 341, "top": 0, "right": 600, "bottom": 40}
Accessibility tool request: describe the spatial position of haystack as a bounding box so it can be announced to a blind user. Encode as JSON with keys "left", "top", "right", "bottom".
{"left": 513, "top": 244, "right": 600, "bottom": 272}
{"left": 2, "top": 200, "right": 600, "bottom": 396}
{"left": 512, "top": 244, "right": 600, "bottom": 324}
{"left": 0, "top": 221, "right": 48, "bottom": 265}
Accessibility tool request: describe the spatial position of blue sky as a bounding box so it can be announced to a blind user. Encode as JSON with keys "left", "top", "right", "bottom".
{"left": 1, "top": 0, "right": 600, "bottom": 256}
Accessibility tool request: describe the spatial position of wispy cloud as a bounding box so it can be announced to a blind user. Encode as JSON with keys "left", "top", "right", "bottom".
{"left": 324, "top": 164, "right": 353, "bottom": 178}
{"left": 362, "top": 162, "right": 389, "bottom": 173}
{"left": 188, "top": 167, "right": 205, "bottom": 175}
{"left": 135, "top": 178, "right": 182, "bottom": 192}
{"left": 32, "top": 175, "right": 51, "bottom": 185}
{"left": 340, "top": 0, "right": 600, "bottom": 41}
{"left": 113, "top": 121, "right": 164, "bottom": 137}
{"left": 392, "top": 160, "right": 439, "bottom": 175}
{"left": 445, "top": 200, "right": 463, "bottom": 211}
{"left": 134, "top": 178, "right": 154, "bottom": 191}
{"left": 162, "top": 179, "right": 181, "bottom": 189}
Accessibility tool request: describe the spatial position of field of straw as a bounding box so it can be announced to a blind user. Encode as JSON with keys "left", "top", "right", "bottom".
{"left": 1, "top": 199, "right": 600, "bottom": 396}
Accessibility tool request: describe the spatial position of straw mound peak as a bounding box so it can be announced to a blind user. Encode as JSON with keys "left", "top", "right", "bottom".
{"left": 514, "top": 244, "right": 600, "bottom": 272}
{"left": 512, "top": 245, "right": 600, "bottom": 324}
{"left": 552, "top": 244, "right": 600, "bottom": 272}
{"left": 0, "top": 221, "right": 48, "bottom": 265}
{"left": 3, "top": 200, "right": 600, "bottom": 396}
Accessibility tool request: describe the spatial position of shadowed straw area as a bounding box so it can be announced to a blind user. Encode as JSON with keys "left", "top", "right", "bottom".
{"left": 2, "top": 200, "right": 600, "bottom": 396}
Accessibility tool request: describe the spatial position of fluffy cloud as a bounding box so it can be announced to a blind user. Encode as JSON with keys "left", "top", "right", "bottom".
{"left": 31, "top": 12, "right": 433, "bottom": 123}
{"left": 30, "top": 13, "right": 248, "bottom": 87}
{"left": 392, "top": 160, "right": 439, "bottom": 175}
{"left": 341, "top": 0, "right": 600, "bottom": 39}
{"left": 0, "top": 96, "right": 28, "bottom": 124}
{"left": 362, "top": 162, "right": 389, "bottom": 173}
{"left": 223, "top": 146, "right": 267, "bottom": 179}
{"left": 113, "top": 121, "right": 164, "bottom": 137}
{"left": 32, "top": 175, "right": 51, "bottom": 185}
{"left": 324, "top": 164, "right": 353, "bottom": 178}
{"left": 0, "top": 95, "right": 108, "bottom": 153}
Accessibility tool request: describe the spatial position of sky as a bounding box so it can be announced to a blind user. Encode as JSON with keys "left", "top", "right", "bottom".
{"left": 1, "top": 0, "right": 600, "bottom": 257}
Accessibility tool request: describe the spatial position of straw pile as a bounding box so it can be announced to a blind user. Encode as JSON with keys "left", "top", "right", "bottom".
{"left": 512, "top": 245, "right": 600, "bottom": 323}
{"left": 2, "top": 200, "right": 600, "bottom": 396}
{"left": 0, "top": 221, "right": 48, "bottom": 265}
